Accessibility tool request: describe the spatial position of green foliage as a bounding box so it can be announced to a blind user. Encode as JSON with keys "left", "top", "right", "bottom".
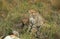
{"left": 20, "top": 33, "right": 30, "bottom": 39}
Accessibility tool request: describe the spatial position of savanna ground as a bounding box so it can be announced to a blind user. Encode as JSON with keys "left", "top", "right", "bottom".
{"left": 0, "top": 0, "right": 60, "bottom": 39}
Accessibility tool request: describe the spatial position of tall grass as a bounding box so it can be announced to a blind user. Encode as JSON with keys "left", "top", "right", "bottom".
{"left": 0, "top": 0, "right": 60, "bottom": 39}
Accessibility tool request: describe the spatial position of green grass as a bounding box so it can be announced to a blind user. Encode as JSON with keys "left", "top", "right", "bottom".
{"left": 0, "top": 0, "right": 60, "bottom": 39}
